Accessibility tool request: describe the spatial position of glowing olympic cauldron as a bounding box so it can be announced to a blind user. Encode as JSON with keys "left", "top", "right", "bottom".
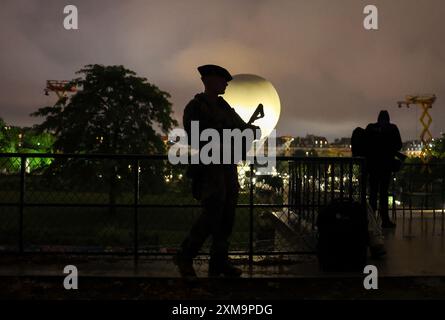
{"left": 222, "top": 74, "right": 280, "bottom": 138}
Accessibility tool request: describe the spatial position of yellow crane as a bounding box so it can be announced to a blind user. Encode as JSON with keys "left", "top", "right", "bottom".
{"left": 397, "top": 94, "right": 436, "bottom": 156}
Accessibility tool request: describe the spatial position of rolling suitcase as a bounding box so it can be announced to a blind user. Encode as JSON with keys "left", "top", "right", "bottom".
{"left": 316, "top": 199, "right": 368, "bottom": 272}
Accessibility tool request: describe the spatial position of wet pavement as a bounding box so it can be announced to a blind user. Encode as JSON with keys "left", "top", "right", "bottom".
{"left": 2, "top": 214, "right": 445, "bottom": 299}
{"left": 1, "top": 214, "right": 445, "bottom": 279}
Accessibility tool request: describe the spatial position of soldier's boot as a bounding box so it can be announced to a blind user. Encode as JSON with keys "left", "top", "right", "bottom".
{"left": 174, "top": 252, "right": 197, "bottom": 279}
{"left": 208, "top": 260, "right": 242, "bottom": 278}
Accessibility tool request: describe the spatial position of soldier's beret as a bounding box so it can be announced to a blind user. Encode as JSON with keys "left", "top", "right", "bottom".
{"left": 197, "top": 64, "right": 233, "bottom": 82}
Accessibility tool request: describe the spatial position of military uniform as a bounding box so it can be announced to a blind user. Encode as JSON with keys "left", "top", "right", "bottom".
{"left": 179, "top": 91, "right": 258, "bottom": 275}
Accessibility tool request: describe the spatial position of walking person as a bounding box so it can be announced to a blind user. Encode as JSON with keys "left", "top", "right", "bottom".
{"left": 174, "top": 64, "right": 259, "bottom": 278}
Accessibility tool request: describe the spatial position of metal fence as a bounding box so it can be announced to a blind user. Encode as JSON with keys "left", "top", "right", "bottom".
{"left": 3, "top": 153, "right": 442, "bottom": 263}
{"left": 289, "top": 157, "right": 368, "bottom": 229}
{"left": 391, "top": 162, "right": 445, "bottom": 220}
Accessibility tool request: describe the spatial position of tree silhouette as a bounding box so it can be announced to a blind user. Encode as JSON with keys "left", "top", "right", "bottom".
{"left": 31, "top": 64, "right": 176, "bottom": 154}
{"left": 30, "top": 64, "right": 178, "bottom": 214}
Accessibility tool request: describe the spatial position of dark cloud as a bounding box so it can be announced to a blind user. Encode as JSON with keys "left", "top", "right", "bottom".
{"left": 0, "top": 0, "right": 444, "bottom": 140}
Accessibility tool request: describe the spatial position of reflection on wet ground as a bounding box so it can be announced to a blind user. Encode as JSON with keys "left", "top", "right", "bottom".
{"left": 1, "top": 213, "right": 445, "bottom": 278}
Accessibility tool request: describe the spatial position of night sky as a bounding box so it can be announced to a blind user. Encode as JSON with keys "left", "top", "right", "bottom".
{"left": 1, "top": 0, "right": 444, "bottom": 141}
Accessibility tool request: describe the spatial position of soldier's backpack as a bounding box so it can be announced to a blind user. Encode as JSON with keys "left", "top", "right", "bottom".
{"left": 316, "top": 199, "right": 368, "bottom": 272}
{"left": 351, "top": 127, "right": 367, "bottom": 157}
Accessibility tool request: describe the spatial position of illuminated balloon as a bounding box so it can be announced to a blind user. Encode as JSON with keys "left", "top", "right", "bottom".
{"left": 223, "top": 74, "right": 280, "bottom": 138}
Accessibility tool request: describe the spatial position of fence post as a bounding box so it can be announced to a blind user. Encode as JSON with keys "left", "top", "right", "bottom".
{"left": 19, "top": 155, "right": 25, "bottom": 254}
{"left": 249, "top": 163, "right": 254, "bottom": 267}
{"left": 348, "top": 160, "right": 353, "bottom": 201}
{"left": 441, "top": 166, "right": 445, "bottom": 234}
{"left": 339, "top": 161, "right": 344, "bottom": 200}
{"left": 288, "top": 161, "right": 293, "bottom": 221}
{"left": 391, "top": 172, "right": 396, "bottom": 221}
{"left": 360, "top": 158, "right": 368, "bottom": 219}
{"left": 133, "top": 159, "right": 140, "bottom": 264}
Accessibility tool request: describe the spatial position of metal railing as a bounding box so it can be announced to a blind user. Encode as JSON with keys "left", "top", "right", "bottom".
{"left": 0, "top": 153, "right": 371, "bottom": 265}
{"left": 289, "top": 157, "right": 368, "bottom": 230}
{"left": 391, "top": 162, "right": 445, "bottom": 220}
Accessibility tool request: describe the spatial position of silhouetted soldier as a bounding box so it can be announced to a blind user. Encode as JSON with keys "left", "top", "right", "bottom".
{"left": 365, "top": 110, "right": 402, "bottom": 228}
{"left": 175, "top": 64, "right": 259, "bottom": 278}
